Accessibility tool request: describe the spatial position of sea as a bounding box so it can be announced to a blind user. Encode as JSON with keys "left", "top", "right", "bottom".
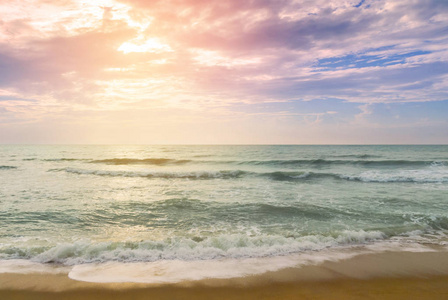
{"left": 1, "top": 145, "right": 447, "bottom": 283}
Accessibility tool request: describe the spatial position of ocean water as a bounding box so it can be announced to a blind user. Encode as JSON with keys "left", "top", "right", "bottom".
{"left": 1, "top": 145, "right": 447, "bottom": 282}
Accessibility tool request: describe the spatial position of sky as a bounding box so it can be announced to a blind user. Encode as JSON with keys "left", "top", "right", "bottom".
{"left": 0, "top": 0, "right": 447, "bottom": 144}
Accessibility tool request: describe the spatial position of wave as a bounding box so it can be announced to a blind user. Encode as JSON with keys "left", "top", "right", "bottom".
{"left": 260, "top": 171, "right": 337, "bottom": 182}
{"left": 342, "top": 170, "right": 448, "bottom": 183}
{"left": 0, "top": 165, "right": 17, "bottom": 170}
{"left": 90, "top": 158, "right": 192, "bottom": 165}
{"left": 49, "top": 168, "right": 448, "bottom": 183}
{"left": 105, "top": 199, "right": 361, "bottom": 223}
{"left": 6, "top": 199, "right": 446, "bottom": 236}
{"left": 50, "top": 168, "right": 248, "bottom": 179}
{"left": 240, "top": 159, "right": 447, "bottom": 168}
{"left": 402, "top": 214, "right": 448, "bottom": 231}
{"left": 331, "top": 154, "right": 381, "bottom": 159}
{"left": 263, "top": 170, "right": 448, "bottom": 183}
{"left": 23, "top": 158, "right": 86, "bottom": 162}
{"left": 0, "top": 230, "right": 386, "bottom": 265}
{"left": 43, "top": 158, "right": 84, "bottom": 162}
{"left": 33, "top": 155, "right": 448, "bottom": 169}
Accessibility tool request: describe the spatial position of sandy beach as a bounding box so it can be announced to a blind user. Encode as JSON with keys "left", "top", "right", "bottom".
{"left": 2, "top": 276, "right": 448, "bottom": 300}
{"left": 2, "top": 146, "right": 448, "bottom": 299}
{"left": 2, "top": 251, "right": 448, "bottom": 299}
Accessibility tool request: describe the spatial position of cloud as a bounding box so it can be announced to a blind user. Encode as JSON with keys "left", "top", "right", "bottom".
{"left": 0, "top": 0, "right": 447, "bottom": 143}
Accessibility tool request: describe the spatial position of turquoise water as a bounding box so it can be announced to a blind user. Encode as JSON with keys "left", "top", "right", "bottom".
{"left": 0, "top": 145, "right": 447, "bottom": 279}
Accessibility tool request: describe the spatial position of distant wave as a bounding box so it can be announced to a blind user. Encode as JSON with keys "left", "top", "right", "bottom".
{"left": 239, "top": 159, "right": 447, "bottom": 168}
{"left": 331, "top": 154, "right": 381, "bottom": 159}
{"left": 91, "top": 158, "right": 192, "bottom": 165}
{"left": 29, "top": 157, "right": 192, "bottom": 165}
{"left": 50, "top": 168, "right": 448, "bottom": 183}
{"left": 33, "top": 156, "right": 448, "bottom": 168}
{"left": 24, "top": 158, "right": 86, "bottom": 162}
{"left": 0, "top": 165, "right": 17, "bottom": 170}
{"left": 50, "top": 168, "right": 248, "bottom": 179}
{"left": 264, "top": 170, "right": 448, "bottom": 183}
{"left": 341, "top": 170, "right": 448, "bottom": 183}
{"left": 261, "top": 171, "right": 348, "bottom": 182}
{"left": 261, "top": 171, "right": 313, "bottom": 181}
{"left": 43, "top": 158, "right": 84, "bottom": 162}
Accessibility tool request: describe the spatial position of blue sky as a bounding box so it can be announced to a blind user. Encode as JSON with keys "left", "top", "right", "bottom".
{"left": 315, "top": 48, "right": 431, "bottom": 70}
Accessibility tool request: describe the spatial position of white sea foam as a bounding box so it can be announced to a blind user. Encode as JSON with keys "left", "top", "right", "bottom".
{"left": 0, "top": 259, "right": 70, "bottom": 274}
{"left": 1, "top": 237, "right": 445, "bottom": 283}
{"left": 68, "top": 258, "right": 291, "bottom": 283}
{"left": 2, "top": 241, "right": 442, "bottom": 284}
{"left": 22, "top": 230, "right": 385, "bottom": 265}
{"left": 67, "top": 250, "right": 363, "bottom": 283}
{"left": 342, "top": 169, "right": 448, "bottom": 183}
{"left": 0, "top": 250, "right": 358, "bottom": 282}
{"left": 66, "top": 241, "right": 446, "bottom": 283}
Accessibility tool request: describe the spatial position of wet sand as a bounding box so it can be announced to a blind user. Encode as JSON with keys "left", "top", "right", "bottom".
{"left": 2, "top": 251, "right": 448, "bottom": 299}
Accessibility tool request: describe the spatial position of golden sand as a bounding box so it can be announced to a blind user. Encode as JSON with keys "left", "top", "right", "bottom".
{"left": 2, "top": 275, "right": 448, "bottom": 300}
{"left": 2, "top": 251, "right": 448, "bottom": 299}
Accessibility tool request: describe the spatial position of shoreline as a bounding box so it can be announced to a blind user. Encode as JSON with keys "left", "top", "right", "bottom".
{"left": 2, "top": 250, "right": 448, "bottom": 299}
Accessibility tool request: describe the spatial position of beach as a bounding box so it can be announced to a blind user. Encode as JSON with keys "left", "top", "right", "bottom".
{"left": 2, "top": 0, "right": 448, "bottom": 295}
{"left": 1, "top": 145, "right": 447, "bottom": 299}
{"left": 2, "top": 251, "right": 448, "bottom": 299}
{"left": 3, "top": 276, "right": 448, "bottom": 300}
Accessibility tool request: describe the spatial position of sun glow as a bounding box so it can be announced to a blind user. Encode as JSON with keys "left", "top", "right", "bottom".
{"left": 191, "top": 49, "right": 261, "bottom": 67}
{"left": 118, "top": 38, "right": 173, "bottom": 54}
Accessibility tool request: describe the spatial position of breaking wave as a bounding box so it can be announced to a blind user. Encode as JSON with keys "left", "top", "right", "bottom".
{"left": 1, "top": 230, "right": 386, "bottom": 265}
{"left": 342, "top": 170, "right": 448, "bottom": 183}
